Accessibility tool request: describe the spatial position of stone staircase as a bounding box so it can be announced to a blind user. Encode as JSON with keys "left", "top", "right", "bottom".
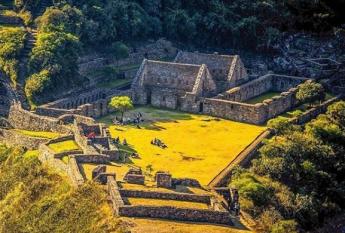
{"left": 16, "top": 28, "right": 38, "bottom": 109}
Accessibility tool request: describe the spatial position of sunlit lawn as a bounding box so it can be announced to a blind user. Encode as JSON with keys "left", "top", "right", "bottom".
{"left": 13, "top": 129, "right": 61, "bottom": 139}
{"left": 48, "top": 140, "right": 80, "bottom": 153}
{"left": 127, "top": 197, "right": 209, "bottom": 209}
{"left": 98, "top": 107, "right": 266, "bottom": 185}
{"left": 123, "top": 217, "right": 252, "bottom": 233}
{"left": 245, "top": 91, "right": 281, "bottom": 104}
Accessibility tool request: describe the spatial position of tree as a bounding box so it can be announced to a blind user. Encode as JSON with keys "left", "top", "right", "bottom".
{"left": 108, "top": 96, "right": 133, "bottom": 122}
{"left": 296, "top": 81, "right": 325, "bottom": 107}
{"left": 111, "top": 42, "right": 129, "bottom": 66}
{"left": 267, "top": 116, "right": 292, "bottom": 134}
{"left": 326, "top": 101, "right": 345, "bottom": 128}
{"left": 271, "top": 220, "right": 298, "bottom": 233}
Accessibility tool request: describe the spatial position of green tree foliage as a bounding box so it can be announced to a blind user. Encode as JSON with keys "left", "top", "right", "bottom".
{"left": 36, "top": 5, "right": 84, "bottom": 35}
{"left": 241, "top": 101, "right": 345, "bottom": 230}
{"left": 0, "top": 27, "right": 26, "bottom": 85}
{"left": 111, "top": 42, "right": 129, "bottom": 65}
{"left": 267, "top": 116, "right": 293, "bottom": 134}
{"left": 26, "top": 30, "right": 81, "bottom": 104}
{"left": 271, "top": 220, "right": 298, "bottom": 233}
{"left": 296, "top": 81, "right": 325, "bottom": 106}
{"left": 24, "top": 69, "right": 51, "bottom": 108}
{"left": 108, "top": 96, "right": 133, "bottom": 121}
{"left": 0, "top": 145, "right": 127, "bottom": 232}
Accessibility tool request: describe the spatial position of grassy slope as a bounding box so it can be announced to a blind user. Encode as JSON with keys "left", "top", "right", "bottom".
{"left": 245, "top": 92, "right": 281, "bottom": 104}
{"left": 124, "top": 217, "right": 251, "bottom": 233}
{"left": 0, "top": 146, "right": 127, "bottom": 233}
{"left": 99, "top": 107, "right": 265, "bottom": 185}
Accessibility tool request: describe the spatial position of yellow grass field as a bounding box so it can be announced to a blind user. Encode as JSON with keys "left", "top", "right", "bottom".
{"left": 127, "top": 198, "right": 209, "bottom": 209}
{"left": 122, "top": 217, "right": 252, "bottom": 233}
{"left": 99, "top": 107, "right": 265, "bottom": 185}
{"left": 48, "top": 140, "right": 80, "bottom": 153}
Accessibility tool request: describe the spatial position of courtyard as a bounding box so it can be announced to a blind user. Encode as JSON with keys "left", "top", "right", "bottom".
{"left": 98, "top": 107, "right": 266, "bottom": 185}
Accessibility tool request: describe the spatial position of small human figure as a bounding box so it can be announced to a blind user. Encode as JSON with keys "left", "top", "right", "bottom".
{"left": 123, "top": 139, "right": 128, "bottom": 146}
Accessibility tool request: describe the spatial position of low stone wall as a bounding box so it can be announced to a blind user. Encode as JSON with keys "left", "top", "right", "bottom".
{"left": 38, "top": 144, "right": 70, "bottom": 174}
{"left": 74, "top": 154, "right": 111, "bottom": 164}
{"left": 203, "top": 98, "right": 264, "bottom": 124}
{"left": 208, "top": 130, "right": 272, "bottom": 187}
{"left": 0, "top": 129, "right": 49, "bottom": 149}
{"left": 291, "top": 95, "right": 341, "bottom": 124}
{"left": 108, "top": 176, "right": 125, "bottom": 216}
{"left": 118, "top": 205, "right": 233, "bottom": 225}
{"left": 120, "top": 189, "right": 211, "bottom": 204}
{"left": 68, "top": 156, "right": 85, "bottom": 186}
{"left": 47, "top": 135, "right": 74, "bottom": 144}
{"left": 8, "top": 104, "right": 71, "bottom": 133}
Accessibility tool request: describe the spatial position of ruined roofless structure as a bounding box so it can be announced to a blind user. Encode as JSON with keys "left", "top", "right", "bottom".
{"left": 131, "top": 51, "right": 249, "bottom": 110}
{"left": 132, "top": 51, "right": 309, "bottom": 124}
{"left": 174, "top": 51, "right": 249, "bottom": 91}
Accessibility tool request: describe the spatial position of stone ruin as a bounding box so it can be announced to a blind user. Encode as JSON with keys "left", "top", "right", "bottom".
{"left": 124, "top": 168, "right": 145, "bottom": 185}
{"left": 132, "top": 51, "right": 310, "bottom": 124}
{"left": 31, "top": 50, "right": 312, "bottom": 125}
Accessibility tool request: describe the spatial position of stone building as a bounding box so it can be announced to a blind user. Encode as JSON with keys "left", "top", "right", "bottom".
{"left": 132, "top": 51, "right": 309, "bottom": 124}
{"left": 132, "top": 59, "right": 217, "bottom": 110}
{"left": 174, "top": 51, "right": 249, "bottom": 92}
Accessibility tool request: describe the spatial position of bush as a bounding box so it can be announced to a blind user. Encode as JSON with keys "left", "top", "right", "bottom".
{"left": 25, "top": 69, "right": 51, "bottom": 108}
{"left": 0, "top": 27, "right": 26, "bottom": 85}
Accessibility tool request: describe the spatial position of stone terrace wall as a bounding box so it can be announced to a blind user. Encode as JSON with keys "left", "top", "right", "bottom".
{"left": 108, "top": 176, "right": 125, "bottom": 215}
{"left": 219, "top": 74, "right": 307, "bottom": 102}
{"left": 0, "top": 129, "right": 49, "bottom": 149}
{"left": 120, "top": 189, "right": 211, "bottom": 204}
{"left": 118, "top": 205, "right": 233, "bottom": 225}
{"left": 203, "top": 99, "right": 264, "bottom": 124}
{"left": 8, "top": 104, "right": 71, "bottom": 133}
{"left": 36, "top": 89, "right": 131, "bottom": 119}
{"left": 291, "top": 95, "right": 341, "bottom": 124}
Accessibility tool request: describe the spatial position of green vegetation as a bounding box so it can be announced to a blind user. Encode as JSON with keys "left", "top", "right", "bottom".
{"left": 108, "top": 96, "right": 134, "bottom": 121}
{"left": 245, "top": 92, "right": 281, "bottom": 104}
{"left": 231, "top": 101, "right": 345, "bottom": 232}
{"left": 48, "top": 140, "right": 80, "bottom": 153}
{"left": 0, "top": 26, "right": 26, "bottom": 86}
{"left": 26, "top": 30, "right": 81, "bottom": 106}
{"left": 13, "top": 129, "right": 61, "bottom": 139}
{"left": 0, "top": 145, "right": 127, "bottom": 232}
{"left": 296, "top": 82, "right": 325, "bottom": 106}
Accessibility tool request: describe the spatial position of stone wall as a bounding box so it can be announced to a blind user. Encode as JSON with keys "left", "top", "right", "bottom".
{"left": 120, "top": 189, "right": 211, "bottom": 204}
{"left": 0, "top": 129, "right": 48, "bottom": 149}
{"left": 68, "top": 156, "right": 85, "bottom": 186}
{"left": 118, "top": 206, "right": 233, "bottom": 225}
{"left": 108, "top": 176, "right": 125, "bottom": 216}
{"left": 8, "top": 104, "right": 71, "bottom": 133}
{"left": 219, "top": 74, "right": 306, "bottom": 102}
{"left": 203, "top": 99, "right": 265, "bottom": 124}
{"left": 291, "top": 95, "right": 341, "bottom": 124}
{"left": 36, "top": 89, "right": 131, "bottom": 119}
